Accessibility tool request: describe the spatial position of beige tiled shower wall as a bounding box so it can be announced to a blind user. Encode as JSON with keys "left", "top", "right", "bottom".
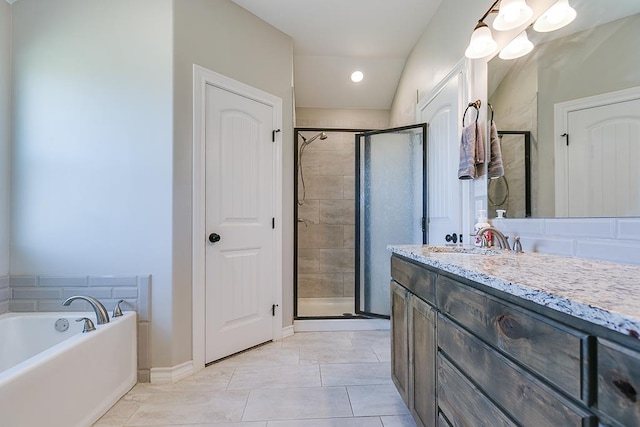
{"left": 295, "top": 108, "right": 390, "bottom": 300}
{"left": 297, "top": 131, "right": 356, "bottom": 298}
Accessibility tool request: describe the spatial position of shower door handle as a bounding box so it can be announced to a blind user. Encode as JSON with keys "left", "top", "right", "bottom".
{"left": 208, "top": 233, "right": 221, "bottom": 243}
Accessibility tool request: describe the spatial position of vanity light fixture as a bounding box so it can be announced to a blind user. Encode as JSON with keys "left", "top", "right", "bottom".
{"left": 464, "top": 0, "right": 501, "bottom": 59}
{"left": 465, "top": 21, "right": 498, "bottom": 59}
{"left": 499, "top": 30, "right": 534, "bottom": 59}
{"left": 533, "top": 0, "right": 576, "bottom": 32}
{"left": 351, "top": 70, "right": 364, "bottom": 83}
{"left": 493, "top": 0, "right": 533, "bottom": 31}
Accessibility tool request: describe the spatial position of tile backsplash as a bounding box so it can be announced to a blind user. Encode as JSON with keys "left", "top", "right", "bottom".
{"left": 5, "top": 274, "right": 152, "bottom": 382}
{"left": 493, "top": 218, "right": 640, "bottom": 265}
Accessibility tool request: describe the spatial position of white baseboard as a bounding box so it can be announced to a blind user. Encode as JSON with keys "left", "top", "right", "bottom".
{"left": 294, "top": 318, "right": 390, "bottom": 332}
{"left": 281, "top": 325, "right": 294, "bottom": 338}
{"left": 150, "top": 360, "right": 194, "bottom": 384}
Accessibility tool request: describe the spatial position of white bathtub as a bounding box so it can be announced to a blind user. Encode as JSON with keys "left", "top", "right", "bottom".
{"left": 0, "top": 311, "right": 137, "bottom": 427}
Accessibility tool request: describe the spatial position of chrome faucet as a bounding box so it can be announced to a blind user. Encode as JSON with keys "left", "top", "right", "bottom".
{"left": 475, "top": 226, "right": 511, "bottom": 251}
{"left": 62, "top": 295, "right": 110, "bottom": 324}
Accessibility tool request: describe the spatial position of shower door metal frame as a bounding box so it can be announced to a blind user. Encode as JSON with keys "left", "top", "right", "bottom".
{"left": 355, "top": 123, "right": 428, "bottom": 319}
{"left": 293, "top": 127, "right": 370, "bottom": 319}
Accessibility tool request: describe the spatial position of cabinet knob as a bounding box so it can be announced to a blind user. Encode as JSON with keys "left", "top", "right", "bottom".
{"left": 497, "top": 314, "right": 524, "bottom": 339}
{"left": 613, "top": 378, "right": 637, "bottom": 403}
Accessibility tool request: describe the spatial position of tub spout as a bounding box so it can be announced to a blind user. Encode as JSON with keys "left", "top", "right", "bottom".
{"left": 62, "top": 295, "right": 110, "bottom": 324}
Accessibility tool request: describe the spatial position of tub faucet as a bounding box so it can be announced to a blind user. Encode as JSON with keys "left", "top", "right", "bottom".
{"left": 475, "top": 226, "right": 511, "bottom": 251}
{"left": 62, "top": 295, "right": 110, "bottom": 324}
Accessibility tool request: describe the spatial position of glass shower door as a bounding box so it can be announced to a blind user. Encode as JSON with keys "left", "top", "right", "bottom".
{"left": 355, "top": 124, "right": 427, "bottom": 318}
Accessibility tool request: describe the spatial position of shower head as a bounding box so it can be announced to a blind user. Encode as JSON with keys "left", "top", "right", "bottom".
{"left": 300, "top": 132, "right": 328, "bottom": 145}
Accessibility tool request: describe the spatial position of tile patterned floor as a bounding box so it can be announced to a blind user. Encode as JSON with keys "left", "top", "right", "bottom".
{"left": 94, "top": 329, "right": 417, "bottom": 427}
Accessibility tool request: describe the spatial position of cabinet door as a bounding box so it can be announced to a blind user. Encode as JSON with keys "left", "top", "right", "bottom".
{"left": 437, "top": 275, "right": 587, "bottom": 401}
{"left": 391, "top": 280, "right": 409, "bottom": 405}
{"left": 409, "top": 294, "right": 436, "bottom": 427}
{"left": 598, "top": 339, "right": 640, "bottom": 426}
{"left": 438, "top": 315, "right": 594, "bottom": 426}
{"left": 438, "top": 354, "right": 517, "bottom": 427}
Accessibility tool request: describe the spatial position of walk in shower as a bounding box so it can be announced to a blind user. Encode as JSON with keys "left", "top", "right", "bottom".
{"left": 295, "top": 125, "right": 427, "bottom": 318}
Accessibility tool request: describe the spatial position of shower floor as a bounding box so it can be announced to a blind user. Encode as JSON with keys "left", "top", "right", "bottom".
{"left": 297, "top": 297, "right": 355, "bottom": 317}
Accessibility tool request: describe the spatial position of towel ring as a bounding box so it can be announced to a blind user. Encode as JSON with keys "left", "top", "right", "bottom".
{"left": 462, "top": 100, "right": 481, "bottom": 126}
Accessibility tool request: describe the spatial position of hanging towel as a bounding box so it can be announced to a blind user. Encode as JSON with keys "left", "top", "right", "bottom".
{"left": 458, "top": 121, "right": 485, "bottom": 180}
{"left": 488, "top": 120, "right": 504, "bottom": 178}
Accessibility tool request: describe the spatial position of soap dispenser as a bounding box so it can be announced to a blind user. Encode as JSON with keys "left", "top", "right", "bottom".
{"left": 474, "top": 209, "right": 491, "bottom": 247}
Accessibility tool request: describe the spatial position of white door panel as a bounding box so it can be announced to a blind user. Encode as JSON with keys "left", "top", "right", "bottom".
{"left": 205, "top": 84, "right": 274, "bottom": 363}
{"left": 420, "top": 75, "right": 461, "bottom": 244}
{"left": 567, "top": 98, "right": 640, "bottom": 217}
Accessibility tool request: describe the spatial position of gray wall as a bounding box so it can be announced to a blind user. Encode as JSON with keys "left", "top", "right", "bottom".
{"left": 8, "top": 0, "right": 295, "bottom": 371}
{"left": 10, "top": 0, "right": 174, "bottom": 367}
{"left": 0, "top": 1, "right": 10, "bottom": 279}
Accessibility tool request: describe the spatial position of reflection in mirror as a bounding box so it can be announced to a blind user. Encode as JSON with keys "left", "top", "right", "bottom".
{"left": 488, "top": 0, "right": 640, "bottom": 218}
{"left": 488, "top": 131, "right": 531, "bottom": 219}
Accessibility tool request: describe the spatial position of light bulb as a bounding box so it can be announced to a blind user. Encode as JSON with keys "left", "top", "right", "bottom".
{"left": 493, "top": 0, "right": 533, "bottom": 31}
{"left": 351, "top": 71, "right": 364, "bottom": 83}
{"left": 465, "top": 22, "right": 498, "bottom": 59}
{"left": 533, "top": 0, "right": 576, "bottom": 33}
{"left": 499, "top": 31, "right": 534, "bottom": 60}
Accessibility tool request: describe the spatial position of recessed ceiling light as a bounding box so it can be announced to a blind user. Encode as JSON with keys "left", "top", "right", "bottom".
{"left": 351, "top": 71, "right": 364, "bottom": 83}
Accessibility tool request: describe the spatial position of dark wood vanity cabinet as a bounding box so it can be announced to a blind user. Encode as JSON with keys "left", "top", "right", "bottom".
{"left": 390, "top": 253, "right": 640, "bottom": 427}
{"left": 598, "top": 339, "right": 640, "bottom": 426}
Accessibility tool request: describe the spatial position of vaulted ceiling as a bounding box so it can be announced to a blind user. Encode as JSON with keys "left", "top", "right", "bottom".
{"left": 232, "top": 0, "right": 443, "bottom": 110}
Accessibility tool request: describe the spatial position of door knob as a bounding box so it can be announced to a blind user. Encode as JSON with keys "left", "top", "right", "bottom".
{"left": 445, "top": 233, "right": 458, "bottom": 244}
{"left": 208, "top": 233, "right": 221, "bottom": 243}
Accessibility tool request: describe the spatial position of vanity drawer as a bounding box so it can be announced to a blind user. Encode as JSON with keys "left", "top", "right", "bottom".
{"left": 437, "top": 353, "right": 516, "bottom": 427}
{"left": 598, "top": 339, "right": 640, "bottom": 426}
{"left": 391, "top": 255, "right": 436, "bottom": 305}
{"left": 437, "top": 275, "right": 588, "bottom": 401}
{"left": 437, "top": 315, "right": 595, "bottom": 426}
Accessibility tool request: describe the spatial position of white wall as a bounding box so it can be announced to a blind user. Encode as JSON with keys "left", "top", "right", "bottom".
{"left": 10, "top": 0, "right": 174, "bottom": 365}
{"left": 172, "top": 0, "right": 295, "bottom": 363}
{"left": 390, "top": 0, "right": 494, "bottom": 127}
{"left": 0, "top": 1, "right": 10, "bottom": 276}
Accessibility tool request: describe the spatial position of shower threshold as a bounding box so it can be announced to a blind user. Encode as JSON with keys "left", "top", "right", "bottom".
{"left": 297, "top": 297, "right": 355, "bottom": 317}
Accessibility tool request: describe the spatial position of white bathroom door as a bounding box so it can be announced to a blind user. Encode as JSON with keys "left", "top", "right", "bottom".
{"left": 204, "top": 83, "right": 275, "bottom": 363}
{"left": 419, "top": 75, "right": 462, "bottom": 244}
{"left": 566, "top": 98, "right": 640, "bottom": 217}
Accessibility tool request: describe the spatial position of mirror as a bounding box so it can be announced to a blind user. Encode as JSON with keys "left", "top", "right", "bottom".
{"left": 487, "top": 0, "right": 640, "bottom": 218}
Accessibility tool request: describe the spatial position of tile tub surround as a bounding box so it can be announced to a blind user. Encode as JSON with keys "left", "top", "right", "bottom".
{"left": 8, "top": 274, "right": 152, "bottom": 382}
{"left": 388, "top": 245, "right": 640, "bottom": 339}
{"left": 93, "top": 329, "right": 416, "bottom": 427}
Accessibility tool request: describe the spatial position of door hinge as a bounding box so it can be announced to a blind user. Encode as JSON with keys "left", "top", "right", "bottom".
{"left": 272, "top": 217, "right": 275, "bottom": 229}
{"left": 272, "top": 129, "right": 281, "bottom": 142}
{"left": 562, "top": 133, "right": 569, "bottom": 146}
{"left": 421, "top": 217, "right": 426, "bottom": 232}
{"left": 272, "top": 303, "right": 279, "bottom": 316}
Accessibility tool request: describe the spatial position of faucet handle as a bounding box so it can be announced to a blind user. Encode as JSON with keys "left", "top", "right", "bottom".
{"left": 76, "top": 317, "right": 96, "bottom": 333}
{"left": 512, "top": 236, "right": 524, "bottom": 253}
{"left": 113, "top": 300, "right": 125, "bottom": 318}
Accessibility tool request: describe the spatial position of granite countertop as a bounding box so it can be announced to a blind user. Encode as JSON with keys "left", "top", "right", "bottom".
{"left": 389, "top": 244, "right": 640, "bottom": 339}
